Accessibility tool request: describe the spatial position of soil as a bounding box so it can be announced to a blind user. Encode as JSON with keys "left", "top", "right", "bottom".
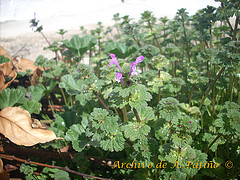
{"left": 0, "top": 24, "right": 102, "bottom": 62}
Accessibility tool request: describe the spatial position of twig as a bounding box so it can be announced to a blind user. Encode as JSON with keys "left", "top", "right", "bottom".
{"left": 0, "top": 154, "right": 111, "bottom": 180}
{"left": 0, "top": 143, "right": 116, "bottom": 168}
{"left": 11, "top": 46, "right": 26, "bottom": 59}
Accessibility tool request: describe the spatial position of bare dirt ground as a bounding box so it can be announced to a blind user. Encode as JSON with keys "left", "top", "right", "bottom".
{"left": 0, "top": 24, "right": 100, "bottom": 62}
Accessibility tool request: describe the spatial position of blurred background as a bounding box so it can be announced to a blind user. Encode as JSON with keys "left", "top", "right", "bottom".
{"left": 1, "top": 0, "right": 220, "bottom": 37}
{"left": 0, "top": 0, "right": 221, "bottom": 61}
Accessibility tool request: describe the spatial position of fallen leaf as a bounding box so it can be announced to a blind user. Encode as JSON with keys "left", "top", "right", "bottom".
{"left": 30, "top": 67, "right": 43, "bottom": 86}
{"left": 0, "top": 158, "right": 10, "bottom": 180}
{"left": 0, "top": 107, "right": 61, "bottom": 146}
{"left": 0, "top": 71, "right": 5, "bottom": 91}
{"left": 0, "top": 61, "right": 16, "bottom": 78}
{"left": 0, "top": 70, "right": 17, "bottom": 93}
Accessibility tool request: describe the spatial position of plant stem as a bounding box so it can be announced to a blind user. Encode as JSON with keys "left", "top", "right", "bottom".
{"left": 47, "top": 96, "right": 55, "bottom": 115}
{"left": 93, "top": 91, "right": 110, "bottom": 111}
{"left": 133, "top": 108, "right": 141, "bottom": 122}
{"left": 158, "top": 70, "right": 161, "bottom": 103}
{"left": 238, "top": 81, "right": 240, "bottom": 105}
{"left": 113, "top": 107, "right": 120, "bottom": 117}
{"left": 60, "top": 88, "right": 68, "bottom": 106}
{"left": 205, "top": 133, "right": 223, "bottom": 153}
{"left": 188, "top": 84, "right": 194, "bottom": 107}
{"left": 147, "top": 20, "right": 163, "bottom": 54}
{"left": 121, "top": 107, "right": 129, "bottom": 122}
{"left": 199, "top": 66, "right": 225, "bottom": 111}
{"left": 229, "top": 73, "right": 233, "bottom": 103}
{"left": 0, "top": 154, "right": 110, "bottom": 180}
{"left": 233, "top": 16, "right": 239, "bottom": 41}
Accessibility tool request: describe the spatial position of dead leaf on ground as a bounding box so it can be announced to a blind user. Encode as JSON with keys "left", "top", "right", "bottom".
{"left": 0, "top": 70, "right": 17, "bottom": 93}
{"left": 0, "top": 158, "right": 10, "bottom": 180}
{"left": 30, "top": 67, "right": 43, "bottom": 86}
{"left": 0, "top": 107, "right": 62, "bottom": 146}
{"left": 0, "top": 62, "right": 16, "bottom": 78}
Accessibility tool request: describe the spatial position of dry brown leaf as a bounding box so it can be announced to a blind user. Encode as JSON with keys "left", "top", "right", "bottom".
{"left": 0, "top": 69, "right": 17, "bottom": 93}
{"left": 0, "top": 158, "right": 3, "bottom": 173}
{"left": 30, "top": 67, "right": 43, "bottom": 86}
{"left": 0, "top": 158, "right": 10, "bottom": 180}
{"left": 0, "top": 62, "right": 16, "bottom": 78}
{"left": 0, "top": 107, "right": 61, "bottom": 146}
{"left": 0, "top": 70, "right": 5, "bottom": 91}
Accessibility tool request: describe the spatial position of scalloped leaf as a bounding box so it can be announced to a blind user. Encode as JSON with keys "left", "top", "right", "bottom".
{"left": 0, "top": 88, "right": 27, "bottom": 109}
{"left": 59, "top": 74, "right": 84, "bottom": 95}
{"left": 122, "top": 122, "right": 150, "bottom": 141}
{"left": 105, "top": 42, "right": 137, "bottom": 58}
{"left": 100, "top": 132, "right": 125, "bottom": 152}
{"left": 64, "top": 35, "right": 96, "bottom": 57}
{"left": 28, "top": 84, "right": 46, "bottom": 102}
{"left": 21, "top": 100, "right": 42, "bottom": 114}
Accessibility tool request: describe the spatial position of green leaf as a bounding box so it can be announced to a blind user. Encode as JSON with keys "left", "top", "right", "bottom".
{"left": 64, "top": 35, "right": 96, "bottom": 57}
{"left": 45, "top": 78, "right": 58, "bottom": 95}
{"left": 28, "top": 84, "right": 46, "bottom": 102}
{"left": 0, "top": 88, "right": 27, "bottom": 109}
{"left": 61, "top": 107, "right": 81, "bottom": 128}
{"left": 122, "top": 122, "right": 150, "bottom": 141}
{"left": 105, "top": 42, "right": 137, "bottom": 58}
{"left": 100, "top": 132, "right": 125, "bottom": 152}
{"left": 59, "top": 74, "right": 84, "bottom": 95}
{"left": 21, "top": 100, "right": 42, "bottom": 114}
{"left": 0, "top": 55, "right": 10, "bottom": 64}
{"left": 76, "top": 92, "right": 92, "bottom": 106}
{"left": 65, "top": 124, "right": 85, "bottom": 141}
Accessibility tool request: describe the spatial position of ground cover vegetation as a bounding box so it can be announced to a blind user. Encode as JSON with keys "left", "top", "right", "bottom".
{"left": 0, "top": 0, "right": 239, "bottom": 179}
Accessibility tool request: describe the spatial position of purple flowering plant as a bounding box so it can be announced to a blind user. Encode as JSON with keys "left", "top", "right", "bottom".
{"left": 107, "top": 53, "right": 144, "bottom": 86}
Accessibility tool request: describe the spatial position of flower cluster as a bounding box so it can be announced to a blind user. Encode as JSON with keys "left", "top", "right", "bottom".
{"left": 108, "top": 54, "right": 144, "bottom": 85}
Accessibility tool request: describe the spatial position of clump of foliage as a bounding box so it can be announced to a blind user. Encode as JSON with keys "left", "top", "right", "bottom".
{"left": 0, "top": 0, "right": 239, "bottom": 179}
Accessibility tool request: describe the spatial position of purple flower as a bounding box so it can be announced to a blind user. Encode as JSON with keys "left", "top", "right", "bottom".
{"left": 189, "top": 121, "right": 192, "bottom": 124}
{"left": 115, "top": 72, "right": 125, "bottom": 85}
{"left": 108, "top": 54, "right": 122, "bottom": 71}
{"left": 179, "top": 125, "right": 182, "bottom": 128}
{"left": 129, "top": 55, "right": 144, "bottom": 77}
{"left": 32, "top": 12, "right": 36, "bottom": 31}
{"left": 136, "top": 55, "right": 144, "bottom": 63}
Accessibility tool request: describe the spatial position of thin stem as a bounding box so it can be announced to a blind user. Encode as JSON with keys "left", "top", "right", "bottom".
{"left": 188, "top": 84, "right": 194, "bottom": 107}
{"left": 121, "top": 107, "right": 129, "bottom": 122}
{"left": 199, "top": 67, "right": 225, "bottom": 111}
{"left": 0, "top": 154, "right": 110, "bottom": 180}
{"left": 147, "top": 20, "right": 163, "bottom": 54}
{"left": 60, "top": 88, "right": 68, "bottom": 106}
{"left": 40, "top": 31, "right": 51, "bottom": 46}
{"left": 158, "top": 70, "right": 161, "bottom": 102}
{"left": 133, "top": 108, "right": 141, "bottom": 123}
{"left": 205, "top": 133, "right": 223, "bottom": 154}
{"left": 93, "top": 91, "right": 110, "bottom": 111}
{"left": 233, "top": 16, "right": 239, "bottom": 41}
{"left": 47, "top": 96, "right": 55, "bottom": 115}
{"left": 113, "top": 107, "right": 120, "bottom": 117}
